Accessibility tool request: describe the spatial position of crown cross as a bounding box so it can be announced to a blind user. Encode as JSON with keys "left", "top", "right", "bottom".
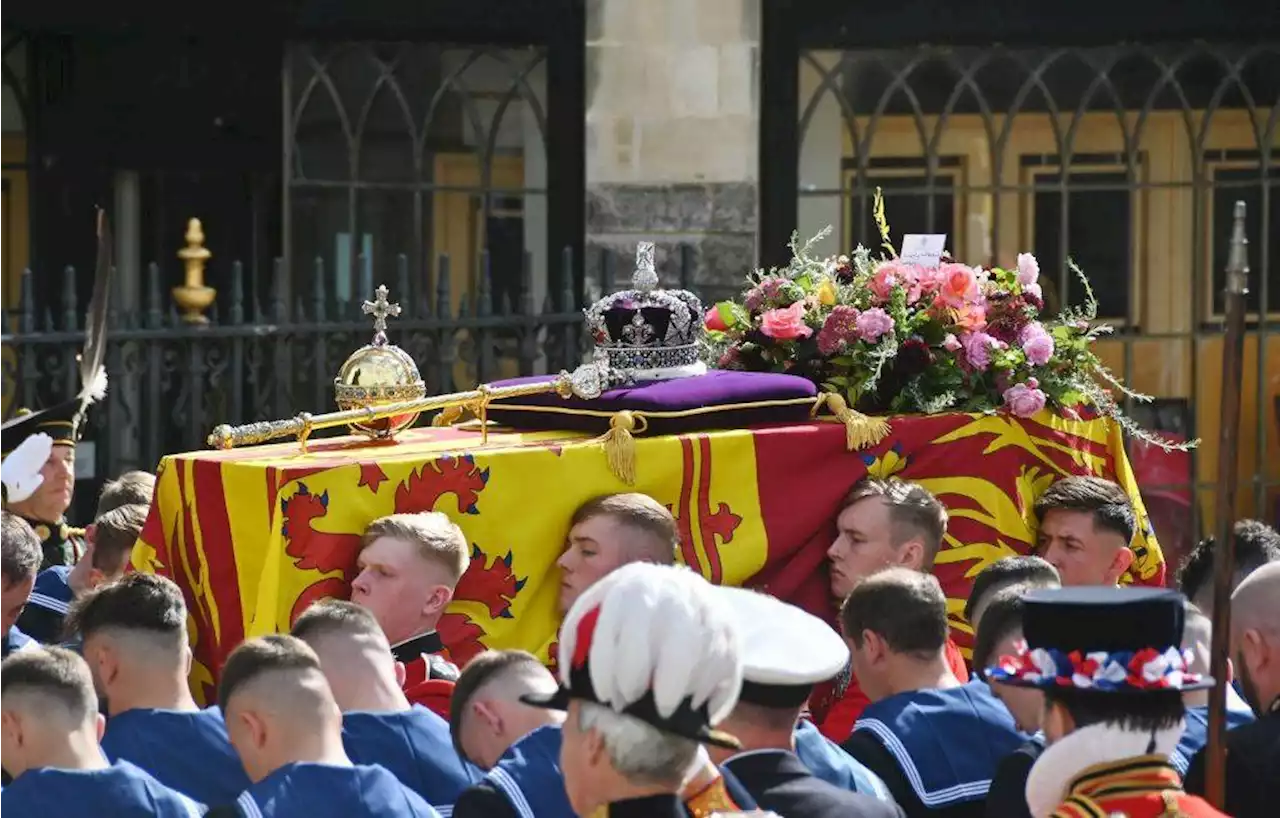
{"left": 362, "top": 285, "right": 402, "bottom": 346}
{"left": 633, "top": 241, "right": 659, "bottom": 292}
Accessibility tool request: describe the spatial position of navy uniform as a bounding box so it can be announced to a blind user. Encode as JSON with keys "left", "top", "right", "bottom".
{"left": 1184, "top": 694, "right": 1279, "bottom": 818}
{"left": 1, "top": 759, "right": 205, "bottom": 817}
{"left": 987, "top": 587, "right": 1227, "bottom": 818}
{"left": 712, "top": 585, "right": 905, "bottom": 818}
{"left": 17, "top": 564, "right": 74, "bottom": 644}
{"left": 453, "top": 724, "right": 573, "bottom": 818}
{"left": 982, "top": 733, "right": 1044, "bottom": 818}
{"left": 841, "top": 679, "right": 1025, "bottom": 818}
{"left": 342, "top": 704, "right": 481, "bottom": 812}
{"left": 211, "top": 762, "right": 440, "bottom": 818}
{"left": 101, "top": 705, "right": 251, "bottom": 806}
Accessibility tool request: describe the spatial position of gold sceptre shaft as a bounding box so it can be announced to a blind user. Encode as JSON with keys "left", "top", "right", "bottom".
{"left": 208, "top": 369, "right": 593, "bottom": 451}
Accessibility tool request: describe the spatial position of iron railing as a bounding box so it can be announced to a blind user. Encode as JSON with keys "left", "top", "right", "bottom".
{"left": 1, "top": 245, "right": 720, "bottom": 521}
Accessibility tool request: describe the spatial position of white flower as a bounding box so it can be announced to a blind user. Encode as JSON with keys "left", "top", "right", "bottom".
{"left": 1016, "top": 253, "right": 1040, "bottom": 286}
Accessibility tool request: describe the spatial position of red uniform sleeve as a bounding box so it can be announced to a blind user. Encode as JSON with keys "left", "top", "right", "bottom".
{"left": 404, "top": 678, "right": 455, "bottom": 721}
{"left": 945, "top": 638, "right": 971, "bottom": 682}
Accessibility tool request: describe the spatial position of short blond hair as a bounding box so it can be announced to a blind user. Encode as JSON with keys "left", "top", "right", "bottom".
{"left": 361, "top": 512, "right": 469, "bottom": 583}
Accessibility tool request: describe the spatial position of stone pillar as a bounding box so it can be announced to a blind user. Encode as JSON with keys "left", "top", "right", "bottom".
{"left": 584, "top": 0, "right": 759, "bottom": 300}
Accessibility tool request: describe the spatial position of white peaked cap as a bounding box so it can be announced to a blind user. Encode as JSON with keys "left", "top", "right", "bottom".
{"left": 714, "top": 586, "right": 849, "bottom": 689}
{"left": 524, "top": 562, "right": 745, "bottom": 748}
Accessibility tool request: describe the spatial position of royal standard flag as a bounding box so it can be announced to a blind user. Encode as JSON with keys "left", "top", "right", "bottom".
{"left": 135, "top": 409, "right": 1163, "bottom": 704}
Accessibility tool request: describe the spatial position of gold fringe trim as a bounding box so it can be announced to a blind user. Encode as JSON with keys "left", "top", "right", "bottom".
{"left": 812, "top": 392, "right": 892, "bottom": 451}
{"left": 583, "top": 410, "right": 649, "bottom": 485}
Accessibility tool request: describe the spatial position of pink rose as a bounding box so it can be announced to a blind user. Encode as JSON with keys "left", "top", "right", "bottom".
{"left": 1016, "top": 253, "right": 1040, "bottom": 287}
{"left": 962, "top": 331, "right": 999, "bottom": 371}
{"left": 759, "top": 302, "right": 812, "bottom": 341}
{"left": 1020, "top": 322, "right": 1055, "bottom": 366}
{"left": 869, "top": 261, "right": 924, "bottom": 305}
{"left": 1003, "top": 381, "right": 1048, "bottom": 418}
{"left": 705, "top": 306, "right": 729, "bottom": 332}
{"left": 942, "top": 333, "right": 962, "bottom": 352}
{"left": 937, "top": 263, "right": 981, "bottom": 308}
{"left": 855, "top": 307, "right": 895, "bottom": 343}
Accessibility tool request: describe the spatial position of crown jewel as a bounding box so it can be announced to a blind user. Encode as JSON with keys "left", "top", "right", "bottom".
{"left": 584, "top": 242, "right": 708, "bottom": 383}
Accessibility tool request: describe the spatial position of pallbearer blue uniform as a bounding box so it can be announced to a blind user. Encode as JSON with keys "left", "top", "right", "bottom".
{"left": 711, "top": 585, "right": 905, "bottom": 818}
{"left": 1, "top": 758, "right": 205, "bottom": 817}
{"left": 842, "top": 679, "right": 1024, "bottom": 818}
{"left": 17, "top": 565, "right": 74, "bottom": 644}
{"left": 1, "top": 625, "right": 36, "bottom": 658}
{"left": 453, "top": 724, "right": 574, "bottom": 818}
{"left": 101, "top": 706, "right": 251, "bottom": 806}
{"left": 221, "top": 762, "right": 439, "bottom": 817}
{"left": 342, "top": 705, "right": 481, "bottom": 813}
{"left": 1171, "top": 687, "right": 1255, "bottom": 775}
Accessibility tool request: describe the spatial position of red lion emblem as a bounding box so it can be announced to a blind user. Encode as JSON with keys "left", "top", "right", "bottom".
{"left": 440, "top": 544, "right": 528, "bottom": 667}
{"left": 281, "top": 455, "right": 527, "bottom": 652}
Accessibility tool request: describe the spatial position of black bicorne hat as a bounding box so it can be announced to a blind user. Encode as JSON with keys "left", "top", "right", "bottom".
{"left": 986, "top": 586, "right": 1213, "bottom": 693}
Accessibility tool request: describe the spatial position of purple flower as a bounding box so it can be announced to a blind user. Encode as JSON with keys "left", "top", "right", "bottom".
{"left": 962, "top": 331, "right": 999, "bottom": 371}
{"left": 817, "top": 305, "right": 861, "bottom": 355}
{"left": 1020, "top": 322, "right": 1056, "bottom": 366}
{"left": 1003, "top": 380, "right": 1048, "bottom": 418}
{"left": 855, "top": 308, "right": 895, "bottom": 343}
{"left": 1016, "top": 253, "right": 1040, "bottom": 286}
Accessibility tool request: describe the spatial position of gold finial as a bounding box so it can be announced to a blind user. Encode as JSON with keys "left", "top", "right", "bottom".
{"left": 362, "top": 284, "right": 402, "bottom": 346}
{"left": 173, "top": 218, "right": 217, "bottom": 325}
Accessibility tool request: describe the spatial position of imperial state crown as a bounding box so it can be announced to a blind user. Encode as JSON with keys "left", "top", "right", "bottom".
{"left": 584, "top": 242, "right": 708, "bottom": 383}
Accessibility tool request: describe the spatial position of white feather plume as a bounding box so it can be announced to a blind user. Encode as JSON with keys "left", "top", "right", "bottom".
{"left": 82, "top": 366, "right": 108, "bottom": 406}
{"left": 1, "top": 432, "right": 53, "bottom": 503}
{"left": 558, "top": 563, "right": 745, "bottom": 726}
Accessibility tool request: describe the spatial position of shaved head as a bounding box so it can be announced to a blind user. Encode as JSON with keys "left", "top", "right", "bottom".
{"left": 451, "top": 650, "right": 561, "bottom": 769}
{"left": 1230, "top": 562, "right": 1280, "bottom": 714}
{"left": 291, "top": 599, "right": 405, "bottom": 712}
{"left": 219, "top": 635, "right": 348, "bottom": 782}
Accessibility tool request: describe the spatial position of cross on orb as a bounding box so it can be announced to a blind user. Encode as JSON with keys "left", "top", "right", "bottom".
{"left": 363, "top": 285, "right": 402, "bottom": 345}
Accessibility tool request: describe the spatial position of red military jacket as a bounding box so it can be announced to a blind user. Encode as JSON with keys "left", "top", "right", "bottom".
{"left": 392, "top": 631, "right": 459, "bottom": 721}
{"left": 1051, "top": 755, "right": 1228, "bottom": 818}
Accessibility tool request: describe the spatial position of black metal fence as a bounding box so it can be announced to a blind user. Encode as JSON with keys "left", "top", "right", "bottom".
{"left": 2, "top": 244, "right": 719, "bottom": 520}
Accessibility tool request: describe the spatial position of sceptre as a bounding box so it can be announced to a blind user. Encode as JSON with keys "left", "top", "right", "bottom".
{"left": 1204, "top": 200, "right": 1250, "bottom": 809}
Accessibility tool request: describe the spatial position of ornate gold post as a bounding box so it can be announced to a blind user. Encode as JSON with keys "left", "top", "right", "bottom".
{"left": 173, "top": 218, "right": 216, "bottom": 325}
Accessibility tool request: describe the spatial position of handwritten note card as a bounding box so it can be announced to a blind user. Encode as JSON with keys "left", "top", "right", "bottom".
{"left": 900, "top": 234, "right": 947, "bottom": 268}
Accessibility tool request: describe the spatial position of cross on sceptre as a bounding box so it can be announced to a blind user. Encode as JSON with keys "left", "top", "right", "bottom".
{"left": 363, "top": 285, "right": 402, "bottom": 346}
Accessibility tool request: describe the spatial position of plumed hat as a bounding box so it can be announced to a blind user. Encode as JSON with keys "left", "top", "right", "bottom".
{"left": 986, "top": 586, "right": 1212, "bottom": 693}
{"left": 522, "top": 563, "right": 744, "bottom": 749}
{"left": 2, "top": 209, "right": 113, "bottom": 458}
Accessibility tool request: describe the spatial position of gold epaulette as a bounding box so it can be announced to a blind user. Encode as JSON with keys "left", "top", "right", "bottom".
{"left": 67, "top": 526, "right": 87, "bottom": 538}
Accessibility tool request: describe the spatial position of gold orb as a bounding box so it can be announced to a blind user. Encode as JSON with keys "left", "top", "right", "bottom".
{"left": 333, "top": 343, "right": 426, "bottom": 439}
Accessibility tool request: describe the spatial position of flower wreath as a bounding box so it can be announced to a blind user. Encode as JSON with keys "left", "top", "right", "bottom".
{"left": 988, "top": 643, "right": 1207, "bottom": 692}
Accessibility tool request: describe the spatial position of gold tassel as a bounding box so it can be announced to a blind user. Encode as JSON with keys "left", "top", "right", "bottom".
{"left": 592, "top": 410, "right": 642, "bottom": 485}
{"left": 812, "top": 392, "right": 891, "bottom": 451}
{"left": 432, "top": 404, "right": 465, "bottom": 428}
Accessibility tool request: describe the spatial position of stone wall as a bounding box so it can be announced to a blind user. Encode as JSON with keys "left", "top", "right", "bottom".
{"left": 584, "top": 0, "right": 760, "bottom": 298}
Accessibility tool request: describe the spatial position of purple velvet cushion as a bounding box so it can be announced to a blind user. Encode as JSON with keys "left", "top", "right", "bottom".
{"left": 486, "top": 370, "right": 819, "bottom": 435}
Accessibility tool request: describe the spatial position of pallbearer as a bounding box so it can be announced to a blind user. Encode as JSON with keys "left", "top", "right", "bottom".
{"left": 210, "top": 634, "right": 439, "bottom": 818}
{"left": 521, "top": 562, "right": 763, "bottom": 818}
{"left": 291, "top": 599, "right": 480, "bottom": 811}
{"left": 1, "top": 646, "right": 206, "bottom": 816}
{"left": 988, "top": 587, "right": 1227, "bottom": 818}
